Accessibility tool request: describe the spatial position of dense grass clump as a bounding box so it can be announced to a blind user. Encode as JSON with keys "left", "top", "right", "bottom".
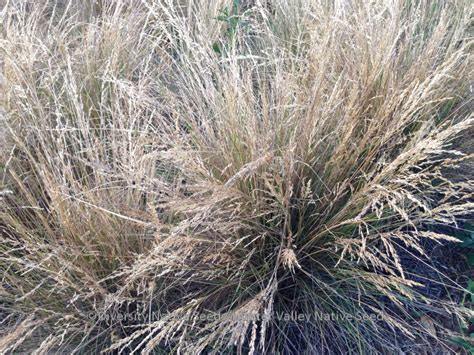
{"left": 1, "top": 0, "right": 473, "bottom": 353}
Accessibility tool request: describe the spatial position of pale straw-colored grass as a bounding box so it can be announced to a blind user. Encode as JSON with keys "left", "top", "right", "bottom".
{"left": 1, "top": 0, "right": 473, "bottom": 353}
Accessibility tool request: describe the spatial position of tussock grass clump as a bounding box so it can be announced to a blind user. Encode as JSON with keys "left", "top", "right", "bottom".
{"left": 1, "top": 0, "right": 473, "bottom": 353}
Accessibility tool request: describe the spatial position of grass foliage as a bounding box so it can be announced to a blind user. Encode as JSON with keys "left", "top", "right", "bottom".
{"left": 1, "top": 0, "right": 473, "bottom": 353}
